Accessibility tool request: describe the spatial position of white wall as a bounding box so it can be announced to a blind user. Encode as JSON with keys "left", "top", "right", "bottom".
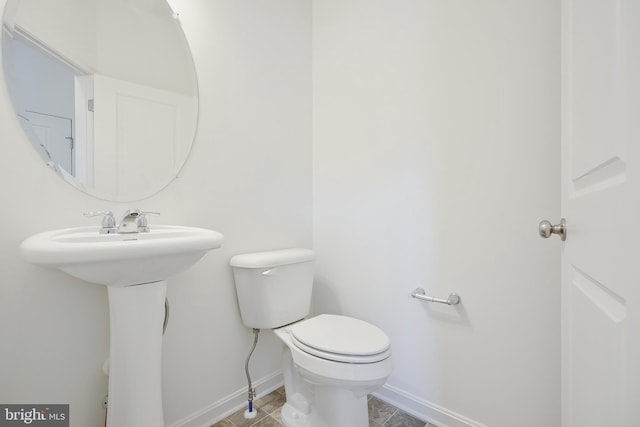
{"left": 0, "top": 1, "right": 311, "bottom": 426}
{"left": 13, "top": 0, "right": 195, "bottom": 95}
{"left": 11, "top": 0, "right": 96, "bottom": 69}
{"left": 312, "top": 1, "right": 560, "bottom": 426}
{"left": 1, "top": 1, "right": 561, "bottom": 426}
{"left": 96, "top": 0, "right": 197, "bottom": 95}
{"left": 1, "top": 33, "right": 76, "bottom": 119}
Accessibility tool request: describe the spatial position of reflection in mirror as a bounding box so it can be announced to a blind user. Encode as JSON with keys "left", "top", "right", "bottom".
{"left": 1, "top": 0, "right": 198, "bottom": 201}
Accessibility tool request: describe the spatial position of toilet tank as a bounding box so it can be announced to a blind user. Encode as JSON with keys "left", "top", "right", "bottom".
{"left": 230, "top": 248, "right": 315, "bottom": 329}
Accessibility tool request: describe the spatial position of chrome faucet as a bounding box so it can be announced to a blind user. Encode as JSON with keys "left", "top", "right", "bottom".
{"left": 83, "top": 210, "right": 117, "bottom": 234}
{"left": 117, "top": 209, "right": 159, "bottom": 233}
{"left": 84, "top": 209, "right": 159, "bottom": 234}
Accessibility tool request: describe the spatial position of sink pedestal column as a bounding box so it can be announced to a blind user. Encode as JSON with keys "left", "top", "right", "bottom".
{"left": 107, "top": 280, "right": 167, "bottom": 427}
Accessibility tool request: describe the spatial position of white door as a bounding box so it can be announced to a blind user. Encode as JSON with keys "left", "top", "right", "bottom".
{"left": 90, "top": 74, "right": 196, "bottom": 200}
{"left": 26, "top": 110, "right": 74, "bottom": 174}
{"left": 561, "top": 1, "right": 640, "bottom": 426}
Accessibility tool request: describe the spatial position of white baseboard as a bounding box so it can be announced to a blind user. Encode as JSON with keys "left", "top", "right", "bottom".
{"left": 169, "top": 373, "right": 486, "bottom": 427}
{"left": 167, "top": 371, "right": 283, "bottom": 427}
{"left": 372, "top": 383, "right": 488, "bottom": 427}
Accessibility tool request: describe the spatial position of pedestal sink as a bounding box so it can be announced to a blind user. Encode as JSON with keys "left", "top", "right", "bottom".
{"left": 20, "top": 225, "right": 224, "bottom": 427}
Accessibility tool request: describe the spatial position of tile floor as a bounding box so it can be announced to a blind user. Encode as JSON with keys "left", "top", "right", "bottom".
{"left": 210, "top": 387, "right": 435, "bottom": 427}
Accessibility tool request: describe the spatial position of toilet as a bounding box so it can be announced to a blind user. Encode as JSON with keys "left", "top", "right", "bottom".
{"left": 230, "top": 248, "right": 393, "bottom": 427}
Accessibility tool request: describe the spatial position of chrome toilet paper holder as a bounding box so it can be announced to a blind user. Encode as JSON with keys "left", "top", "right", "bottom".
{"left": 411, "top": 288, "right": 461, "bottom": 306}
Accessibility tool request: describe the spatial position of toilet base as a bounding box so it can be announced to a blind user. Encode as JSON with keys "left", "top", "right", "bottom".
{"left": 281, "top": 386, "right": 369, "bottom": 427}
{"left": 281, "top": 402, "right": 310, "bottom": 427}
{"left": 312, "top": 385, "right": 369, "bottom": 427}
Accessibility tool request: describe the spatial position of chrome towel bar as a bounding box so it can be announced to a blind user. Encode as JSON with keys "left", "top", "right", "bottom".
{"left": 411, "top": 288, "right": 461, "bottom": 306}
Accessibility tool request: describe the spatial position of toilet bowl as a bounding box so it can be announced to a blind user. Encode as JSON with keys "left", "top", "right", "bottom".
{"left": 275, "top": 315, "right": 393, "bottom": 427}
{"left": 230, "top": 248, "right": 393, "bottom": 427}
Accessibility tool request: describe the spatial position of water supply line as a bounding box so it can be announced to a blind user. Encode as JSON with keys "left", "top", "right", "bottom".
{"left": 244, "top": 328, "right": 260, "bottom": 419}
{"left": 163, "top": 297, "right": 170, "bottom": 335}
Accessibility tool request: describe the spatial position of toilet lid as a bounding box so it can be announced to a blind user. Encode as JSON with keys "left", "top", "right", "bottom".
{"left": 291, "top": 314, "right": 391, "bottom": 363}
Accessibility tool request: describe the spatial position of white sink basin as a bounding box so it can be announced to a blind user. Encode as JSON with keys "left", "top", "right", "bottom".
{"left": 20, "top": 224, "right": 224, "bottom": 426}
{"left": 20, "top": 225, "right": 224, "bottom": 287}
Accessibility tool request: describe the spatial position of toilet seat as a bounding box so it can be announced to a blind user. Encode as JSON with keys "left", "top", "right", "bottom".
{"left": 290, "top": 314, "right": 391, "bottom": 363}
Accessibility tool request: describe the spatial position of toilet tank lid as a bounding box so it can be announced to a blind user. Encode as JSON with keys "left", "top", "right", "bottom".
{"left": 230, "top": 248, "right": 315, "bottom": 268}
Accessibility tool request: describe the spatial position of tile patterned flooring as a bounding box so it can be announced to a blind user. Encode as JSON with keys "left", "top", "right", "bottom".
{"left": 210, "top": 387, "right": 435, "bottom": 427}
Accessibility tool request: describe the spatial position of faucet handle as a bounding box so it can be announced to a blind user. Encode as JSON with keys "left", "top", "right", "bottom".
{"left": 137, "top": 211, "right": 160, "bottom": 232}
{"left": 83, "top": 210, "right": 117, "bottom": 234}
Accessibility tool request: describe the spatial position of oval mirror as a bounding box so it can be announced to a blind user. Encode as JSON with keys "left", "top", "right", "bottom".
{"left": 1, "top": 0, "right": 198, "bottom": 201}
